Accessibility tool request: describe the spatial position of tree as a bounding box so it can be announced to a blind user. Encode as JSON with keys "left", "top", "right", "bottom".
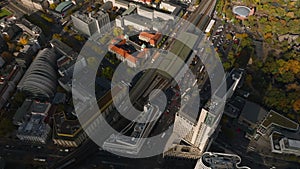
{"left": 102, "top": 67, "right": 114, "bottom": 80}
{"left": 1, "top": 51, "right": 13, "bottom": 63}
{"left": 154, "top": 0, "right": 161, "bottom": 4}
{"left": 74, "top": 34, "right": 85, "bottom": 41}
{"left": 19, "top": 36, "right": 28, "bottom": 45}
{"left": 235, "top": 33, "right": 248, "bottom": 39}
{"left": 225, "top": 33, "right": 232, "bottom": 40}
{"left": 264, "top": 86, "right": 289, "bottom": 112}
{"left": 49, "top": 3, "right": 57, "bottom": 10}
{"left": 113, "top": 27, "right": 123, "bottom": 37}
{"left": 63, "top": 26, "right": 69, "bottom": 32}
{"left": 0, "top": 118, "right": 15, "bottom": 137}
{"left": 52, "top": 34, "right": 62, "bottom": 41}
{"left": 286, "top": 83, "right": 300, "bottom": 91}
{"left": 194, "top": 0, "right": 201, "bottom": 5}
{"left": 223, "top": 62, "right": 231, "bottom": 71}
{"left": 276, "top": 71, "right": 295, "bottom": 83}
{"left": 293, "top": 99, "right": 300, "bottom": 112}
{"left": 87, "top": 56, "right": 99, "bottom": 70}
{"left": 7, "top": 42, "right": 16, "bottom": 52}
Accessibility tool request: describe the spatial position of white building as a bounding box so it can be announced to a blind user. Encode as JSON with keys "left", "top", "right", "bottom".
{"left": 137, "top": 6, "right": 153, "bottom": 20}
{"left": 20, "top": 0, "right": 45, "bottom": 11}
{"left": 195, "top": 152, "right": 250, "bottom": 169}
{"left": 271, "top": 132, "right": 300, "bottom": 156}
{"left": 279, "top": 138, "right": 300, "bottom": 156}
{"left": 165, "top": 69, "right": 244, "bottom": 159}
{"left": 103, "top": 104, "right": 161, "bottom": 155}
{"left": 71, "top": 11, "right": 111, "bottom": 37}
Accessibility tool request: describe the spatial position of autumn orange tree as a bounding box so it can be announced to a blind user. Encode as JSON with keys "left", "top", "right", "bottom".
{"left": 19, "top": 36, "right": 28, "bottom": 45}
{"left": 293, "top": 99, "right": 300, "bottom": 112}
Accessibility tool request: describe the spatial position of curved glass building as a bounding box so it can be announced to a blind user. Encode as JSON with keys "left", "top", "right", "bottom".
{"left": 18, "top": 48, "right": 58, "bottom": 100}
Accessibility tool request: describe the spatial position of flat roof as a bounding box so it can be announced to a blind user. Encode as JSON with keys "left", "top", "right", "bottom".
{"left": 287, "top": 138, "right": 300, "bottom": 149}
{"left": 240, "top": 101, "right": 268, "bottom": 124}
{"left": 53, "top": 112, "right": 82, "bottom": 138}
{"left": 261, "top": 110, "right": 299, "bottom": 130}
{"left": 32, "top": 101, "right": 51, "bottom": 114}
{"left": 170, "top": 32, "right": 198, "bottom": 62}
{"left": 122, "top": 6, "right": 136, "bottom": 16}
{"left": 13, "top": 99, "right": 32, "bottom": 124}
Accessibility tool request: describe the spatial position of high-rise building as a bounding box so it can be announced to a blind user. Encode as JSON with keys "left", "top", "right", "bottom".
{"left": 164, "top": 69, "right": 244, "bottom": 159}
{"left": 71, "top": 11, "right": 111, "bottom": 37}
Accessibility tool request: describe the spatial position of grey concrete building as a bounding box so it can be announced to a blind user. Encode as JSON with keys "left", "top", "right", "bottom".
{"left": 16, "top": 101, "right": 52, "bottom": 144}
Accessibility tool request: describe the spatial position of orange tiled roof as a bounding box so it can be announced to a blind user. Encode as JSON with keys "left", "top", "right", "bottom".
{"left": 139, "top": 32, "right": 161, "bottom": 46}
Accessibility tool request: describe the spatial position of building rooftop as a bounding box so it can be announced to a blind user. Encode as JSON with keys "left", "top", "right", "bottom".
{"left": 261, "top": 110, "right": 299, "bottom": 130}
{"left": 17, "top": 48, "right": 58, "bottom": 100}
{"left": 103, "top": 104, "right": 161, "bottom": 155}
{"left": 53, "top": 112, "right": 82, "bottom": 138}
{"left": 285, "top": 138, "right": 300, "bottom": 150}
{"left": 50, "top": 38, "right": 77, "bottom": 58}
{"left": 270, "top": 131, "right": 300, "bottom": 155}
{"left": 13, "top": 99, "right": 32, "bottom": 125}
{"left": 180, "top": 94, "right": 200, "bottom": 124}
{"left": 239, "top": 101, "right": 268, "bottom": 124}
{"left": 197, "top": 152, "right": 250, "bottom": 169}
{"left": 115, "top": 0, "right": 130, "bottom": 6}
{"left": 72, "top": 11, "right": 96, "bottom": 24}
{"left": 215, "top": 68, "right": 243, "bottom": 99}
{"left": 232, "top": 6, "right": 251, "bottom": 18}
{"left": 17, "top": 114, "right": 49, "bottom": 136}
{"left": 169, "top": 32, "right": 198, "bottom": 62}
{"left": 55, "top": 1, "right": 74, "bottom": 13}
{"left": 19, "top": 18, "right": 42, "bottom": 35}
{"left": 109, "top": 36, "right": 148, "bottom": 65}
{"left": 52, "top": 93, "right": 66, "bottom": 104}
{"left": 32, "top": 101, "right": 51, "bottom": 114}
{"left": 122, "top": 6, "right": 137, "bottom": 16}
{"left": 16, "top": 101, "right": 51, "bottom": 138}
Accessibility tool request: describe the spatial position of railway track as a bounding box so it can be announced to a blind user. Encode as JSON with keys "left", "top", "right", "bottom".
{"left": 51, "top": 1, "right": 218, "bottom": 168}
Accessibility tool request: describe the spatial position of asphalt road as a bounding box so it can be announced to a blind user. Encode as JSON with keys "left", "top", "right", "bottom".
{"left": 77, "top": 150, "right": 197, "bottom": 169}
{"left": 0, "top": 138, "right": 68, "bottom": 168}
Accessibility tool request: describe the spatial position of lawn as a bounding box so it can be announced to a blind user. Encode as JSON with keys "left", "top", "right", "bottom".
{"left": 0, "top": 9, "right": 12, "bottom": 19}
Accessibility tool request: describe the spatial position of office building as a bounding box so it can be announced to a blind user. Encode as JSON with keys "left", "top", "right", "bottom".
{"left": 270, "top": 131, "right": 300, "bottom": 156}
{"left": 71, "top": 11, "right": 111, "bottom": 37}
{"left": 53, "top": 112, "right": 87, "bottom": 147}
{"left": 195, "top": 152, "right": 250, "bottom": 169}
{"left": 16, "top": 101, "right": 52, "bottom": 144}
{"left": 165, "top": 69, "right": 244, "bottom": 159}
{"left": 0, "top": 65, "right": 24, "bottom": 110}
{"left": 238, "top": 101, "right": 268, "bottom": 131}
{"left": 103, "top": 104, "right": 162, "bottom": 155}
{"left": 257, "top": 110, "right": 299, "bottom": 135}
{"left": 17, "top": 48, "right": 58, "bottom": 100}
